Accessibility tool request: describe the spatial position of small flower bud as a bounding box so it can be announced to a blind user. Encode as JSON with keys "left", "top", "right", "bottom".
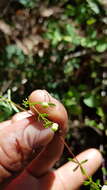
{"left": 42, "top": 102, "right": 49, "bottom": 108}
{"left": 51, "top": 123, "right": 59, "bottom": 132}
{"left": 102, "top": 185, "right": 107, "bottom": 190}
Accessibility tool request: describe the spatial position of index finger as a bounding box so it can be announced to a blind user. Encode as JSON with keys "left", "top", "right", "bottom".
{"left": 27, "top": 90, "right": 68, "bottom": 177}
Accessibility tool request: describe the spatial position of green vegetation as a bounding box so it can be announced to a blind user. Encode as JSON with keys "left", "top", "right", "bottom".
{"left": 0, "top": 0, "right": 107, "bottom": 189}
{"left": 0, "top": 92, "right": 103, "bottom": 189}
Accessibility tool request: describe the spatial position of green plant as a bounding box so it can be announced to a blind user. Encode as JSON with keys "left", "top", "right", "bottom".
{"left": 1, "top": 0, "right": 107, "bottom": 188}
{"left": 0, "top": 90, "right": 59, "bottom": 132}
{"left": 0, "top": 91, "right": 106, "bottom": 190}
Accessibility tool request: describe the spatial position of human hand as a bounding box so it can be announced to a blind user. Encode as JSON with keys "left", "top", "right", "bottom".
{"left": 0, "top": 90, "right": 102, "bottom": 190}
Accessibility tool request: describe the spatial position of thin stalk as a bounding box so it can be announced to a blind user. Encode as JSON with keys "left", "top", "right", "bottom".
{"left": 32, "top": 105, "right": 52, "bottom": 124}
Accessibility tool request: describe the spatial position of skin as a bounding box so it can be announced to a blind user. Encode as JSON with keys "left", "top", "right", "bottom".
{"left": 0, "top": 90, "right": 103, "bottom": 190}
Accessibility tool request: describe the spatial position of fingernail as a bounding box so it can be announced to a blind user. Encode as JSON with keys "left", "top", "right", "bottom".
{"left": 42, "top": 90, "right": 52, "bottom": 102}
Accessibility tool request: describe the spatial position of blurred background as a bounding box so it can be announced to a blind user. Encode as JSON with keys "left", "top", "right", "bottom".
{"left": 0, "top": 0, "right": 107, "bottom": 188}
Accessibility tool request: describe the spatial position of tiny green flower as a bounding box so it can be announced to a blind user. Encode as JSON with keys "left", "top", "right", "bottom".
{"left": 51, "top": 123, "right": 59, "bottom": 132}
{"left": 42, "top": 102, "right": 49, "bottom": 108}
{"left": 102, "top": 185, "right": 107, "bottom": 190}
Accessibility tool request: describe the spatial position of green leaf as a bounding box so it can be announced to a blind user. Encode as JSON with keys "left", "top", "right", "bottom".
{"left": 19, "top": 0, "right": 36, "bottom": 8}
{"left": 87, "top": 0, "right": 100, "bottom": 14}
{"left": 81, "top": 38, "right": 97, "bottom": 48}
{"left": 85, "top": 118, "right": 97, "bottom": 127}
{"left": 97, "top": 123, "right": 104, "bottom": 130}
{"left": 84, "top": 181, "right": 91, "bottom": 186}
{"left": 96, "top": 43, "right": 107, "bottom": 52}
{"left": 0, "top": 101, "right": 13, "bottom": 121}
{"left": 48, "top": 103, "right": 56, "bottom": 106}
{"left": 68, "top": 158, "right": 78, "bottom": 163}
{"left": 83, "top": 96, "right": 94, "bottom": 107}
{"left": 44, "top": 121, "right": 53, "bottom": 128}
{"left": 40, "top": 113, "right": 48, "bottom": 117}
{"left": 10, "top": 103, "right": 20, "bottom": 113}
{"left": 87, "top": 18, "right": 96, "bottom": 25}
{"left": 83, "top": 94, "right": 99, "bottom": 108}
{"left": 102, "top": 167, "right": 107, "bottom": 176}
{"left": 96, "top": 107, "right": 105, "bottom": 120}
{"left": 80, "top": 159, "right": 88, "bottom": 165}
{"left": 80, "top": 166, "right": 86, "bottom": 175}
{"left": 23, "top": 100, "right": 29, "bottom": 108}
{"left": 64, "top": 59, "right": 80, "bottom": 76}
{"left": 31, "top": 102, "right": 43, "bottom": 106}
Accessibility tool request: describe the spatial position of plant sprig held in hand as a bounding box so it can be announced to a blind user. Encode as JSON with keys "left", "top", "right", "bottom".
{"left": 0, "top": 90, "right": 105, "bottom": 190}
{"left": 23, "top": 98, "right": 59, "bottom": 132}
{"left": 0, "top": 90, "right": 59, "bottom": 132}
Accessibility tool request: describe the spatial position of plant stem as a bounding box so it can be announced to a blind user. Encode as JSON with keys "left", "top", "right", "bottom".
{"left": 0, "top": 96, "right": 102, "bottom": 189}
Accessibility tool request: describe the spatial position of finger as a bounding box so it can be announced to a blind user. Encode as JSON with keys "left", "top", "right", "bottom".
{"left": 27, "top": 89, "right": 68, "bottom": 177}
{"left": 38, "top": 149, "right": 103, "bottom": 190}
{"left": 5, "top": 149, "right": 102, "bottom": 190}
{"left": 11, "top": 111, "right": 34, "bottom": 123}
{"left": 29, "top": 90, "right": 68, "bottom": 134}
{"left": 0, "top": 120, "right": 11, "bottom": 128}
{"left": 0, "top": 115, "right": 54, "bottom": 183}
